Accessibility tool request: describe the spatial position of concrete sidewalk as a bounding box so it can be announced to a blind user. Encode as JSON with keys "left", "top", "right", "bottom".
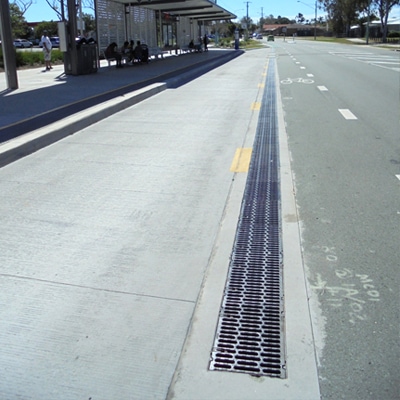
{"left": 0, "top": 49, "right": 241, "bottom": 167}
{"left": 0, "top": 47, "right": 320, "bottom": 400}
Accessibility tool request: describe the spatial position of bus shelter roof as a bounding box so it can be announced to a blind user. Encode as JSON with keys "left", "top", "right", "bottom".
{"left": 113, "top": 0, "right": 236, "bottom": 21}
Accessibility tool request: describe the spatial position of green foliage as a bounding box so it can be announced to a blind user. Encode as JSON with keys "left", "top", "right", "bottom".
{"left": 276, "top": 17, "right": 292, "bottom": 24}
{"left": 218, "top": 38, "right": 230, "bottom": 47}
{"left": 10, "top": 3, "right": 31, "bottom": 38}
{"left": 0, "top": 49, "right": 64, "bottom": 69}
{"left": 387, "top": 31, "right": 400, "bottom": 37}
{"left": 35, "top": 22, "right": 59, "bottom": 40}
{"left": 82, "top": 13, "right": 96, "bottom": 33}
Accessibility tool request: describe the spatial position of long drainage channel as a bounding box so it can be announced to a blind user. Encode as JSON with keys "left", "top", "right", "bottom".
{"left": 209, "top": 57, "right": 286, "bottom": 378}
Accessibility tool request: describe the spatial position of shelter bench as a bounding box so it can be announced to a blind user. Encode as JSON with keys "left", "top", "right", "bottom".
{"left": 149, "top": 47, "right": 167, "bottom": 59}
{"left": 180, "top": 44, "right": 203, "bottom": 53}
{"left": 100, "top": 49, "right": 130, "bottom": 67}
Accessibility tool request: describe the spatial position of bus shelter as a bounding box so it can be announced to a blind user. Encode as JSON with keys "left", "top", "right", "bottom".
{"left": 95, "top": 0, "right": 236, "bottom": 52}
{"left": 0, "top": 0, "right": 236, "bottom": 87}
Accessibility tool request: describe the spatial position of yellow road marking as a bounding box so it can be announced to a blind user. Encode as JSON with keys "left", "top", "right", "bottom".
{"left": 258, "top": 83, "right": 265, "bottom": 88}
{"left": 230, "top": 148, "right": 253, "bottom": 172}
{"left": 251, "top": 102, "right": 261, "bottom": 110}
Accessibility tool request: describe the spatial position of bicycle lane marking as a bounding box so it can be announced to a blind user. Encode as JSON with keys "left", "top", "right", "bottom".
{"left": 280, "top": 77, "right": 314, "bottom": 84}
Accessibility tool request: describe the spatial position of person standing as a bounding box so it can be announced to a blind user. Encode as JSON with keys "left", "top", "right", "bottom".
{"left": 203, "top": 34, "right": 208, "bottom": 52}
{"left": 41, "top": 30, "right": 52, "bottom": 71}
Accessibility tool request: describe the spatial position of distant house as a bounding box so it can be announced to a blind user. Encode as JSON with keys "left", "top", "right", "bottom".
{"left": 351, "top": 17, "right": 400, "bottom": 38}
{"left": 262, "top": 23, "right": 324, "bottom": 37}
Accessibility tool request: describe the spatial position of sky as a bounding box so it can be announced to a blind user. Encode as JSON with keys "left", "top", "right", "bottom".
{"left": 23, "top": 0, "right": 400, "bottom": 24}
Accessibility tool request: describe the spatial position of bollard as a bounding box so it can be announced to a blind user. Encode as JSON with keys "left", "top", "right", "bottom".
{"left": 234, "top": 29, "right": 239, "bottom": 50}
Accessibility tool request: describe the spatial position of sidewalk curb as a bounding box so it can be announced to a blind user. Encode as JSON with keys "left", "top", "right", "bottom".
{"left": 0, "top": 83, "right": 166, "bottom": 168}
{"left": 0, "top": 50, "right": 243, "bottom": 168}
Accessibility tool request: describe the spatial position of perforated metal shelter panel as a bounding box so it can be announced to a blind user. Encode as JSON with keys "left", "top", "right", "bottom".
{"left": 96, "top": 0, "right": 126, "bottom": 50}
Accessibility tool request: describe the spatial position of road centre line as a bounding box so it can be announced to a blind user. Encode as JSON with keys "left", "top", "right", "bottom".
{"left": 307, "top": 73, "right": 314, "bottom": 77}
{"left": 339, "top": 109, "right": 358, "bottom": 120}
{"left": 300, "top": 66, "right": 306, "bottom": 69}
{"left": 318, "top": 86, "right": 328, "bottom": 91}
{"left": 396, "top": 175, "right": 400, "bottom": 181}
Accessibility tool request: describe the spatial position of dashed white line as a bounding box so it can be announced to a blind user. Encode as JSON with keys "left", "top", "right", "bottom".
{"left": 307, "top": 74, "right": 314, "bottom": 77}
{"left": 396, "top": 175, "right": 400, "bottom": 181}
{"left": 339, "top": 109, "right": 358, "bottom": 120}
{"left": 318, "top": 86, "right": 328, "bottom": 91}
{"left": 300, "top": 66, "right": 306, "bottom": 69}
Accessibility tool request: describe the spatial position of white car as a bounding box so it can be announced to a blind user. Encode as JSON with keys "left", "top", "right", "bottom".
{"left": 13, "top": 39, "right": 33, "bottom": 48}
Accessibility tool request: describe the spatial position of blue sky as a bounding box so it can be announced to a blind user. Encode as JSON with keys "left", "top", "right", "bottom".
{"left": 24, "top": 0, "right": 400, "bottom": 24}
{"left": 219, "top": 0, "right": 323, "bottom": 22}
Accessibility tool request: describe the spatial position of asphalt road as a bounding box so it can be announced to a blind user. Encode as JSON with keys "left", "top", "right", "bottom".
{"left": 274, "top": 39, "right": 399, "bottom": 400}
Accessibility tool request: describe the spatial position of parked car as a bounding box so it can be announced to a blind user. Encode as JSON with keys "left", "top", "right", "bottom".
{"left": 50, "top": 37, "right": 60, "bottom": 47}
{"left": 256, "top": 34, "right": 263, "bottom": 39}
{"left": 13, "top": 39, "right": 33, "bottom": 48}
{"left": 267, "top": 35, "right": 274, "bottom": 41}
{"left": 39, "top": 37, "right": 60, "bottom": 48}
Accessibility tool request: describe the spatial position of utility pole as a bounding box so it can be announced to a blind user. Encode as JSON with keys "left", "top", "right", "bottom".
{"left": 245, "top": 1, "right": 251, "bottom": 39}
{"left": 314, "top": 0, "right": 317, "bottom": 41}
{"left": 0, "top": 0, "right": 18, "bottom": 89}
{"left": 297, "top": 0, "right": 317, "bottom": 40}
{"left": 366, "top": 0, "right": 371, "bottom": 44}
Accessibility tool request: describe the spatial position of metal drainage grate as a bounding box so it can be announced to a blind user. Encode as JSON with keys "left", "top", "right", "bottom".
{"left": 209, "top": 58, "right": 286, "bottom": 378}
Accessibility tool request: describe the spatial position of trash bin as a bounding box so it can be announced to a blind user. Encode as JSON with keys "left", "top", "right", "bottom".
{"left": 77, "top": 44, "right": 98, "bottom": 74}
{"left": 64, "top": 44, "right": 98, "bottom": 75}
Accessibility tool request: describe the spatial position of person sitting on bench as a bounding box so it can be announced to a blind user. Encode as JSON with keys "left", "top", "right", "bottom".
{"left": 133, "top": 41, "right": 143, "bottom": 62}
{"left": 105, "top": 42, "right": 123, "bottom": 68}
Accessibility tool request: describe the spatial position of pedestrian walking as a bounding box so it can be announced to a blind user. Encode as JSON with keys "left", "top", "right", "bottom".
{"left": 41, "top": 30, "right": 53, "bottom": 71}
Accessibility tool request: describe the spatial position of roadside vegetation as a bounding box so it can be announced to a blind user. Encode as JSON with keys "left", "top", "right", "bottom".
{"left": 0, "top": 47, "right": 64, "bottom": 70}
{"left": 297, "top": 33, "right": 399, "bottom": 44}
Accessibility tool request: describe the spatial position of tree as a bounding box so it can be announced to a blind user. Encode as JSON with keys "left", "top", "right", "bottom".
{"left": 10, "top": 3, "right": 31, "bottom": 38}
{"left": 296, "top": 13, "right": 305, "bottom": 23}
{"left": 373, "top": 0, "right": 400, "bottom": 42}
{"left": 82, "top": 12, "right": 95, "bottom": 33}
{"left": 320, "top": 0, "right": 364, "bottom": 36}
{"left": 13, "top": 0, "right": 33, "bottom": 15}
{"left": 44, "top": 0, "right": 94, "bottom": 21}
{"left": 44, "top": 0, "right": 63, "bottom": 20}
{"left": 264, "top": 14, "right": 276, "bottom": 24}
{"left": 276, "top": 16, "right": 292, "bottom": 24}
{"left": 35, "top": 21, "right": 58, "bottom": 39}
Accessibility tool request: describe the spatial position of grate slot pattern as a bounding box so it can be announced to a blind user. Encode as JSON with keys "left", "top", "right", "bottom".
{"left": 209, "top": 58, "right": 286, "bottom": 378}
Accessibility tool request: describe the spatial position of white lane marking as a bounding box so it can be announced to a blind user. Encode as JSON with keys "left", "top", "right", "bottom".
{"left": 329, "top": 51, "right": 400, "bottom": 72}
{"left": 318, "top": 86, "right": 328, "bottom": 91}
{"left": 339, "top": 109, "right": 358, "bottom": 120}
{"left": 300, "top": 66, "right": 306, "bottom": 69}
{"left": 396, "top": 175, "right": 400, "bottom": 181}
{"left": 296, "top": 62, "right": 300, "bottom": 64}
{"left": 307, "top": 74, "right": 314, "bottom": 77}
